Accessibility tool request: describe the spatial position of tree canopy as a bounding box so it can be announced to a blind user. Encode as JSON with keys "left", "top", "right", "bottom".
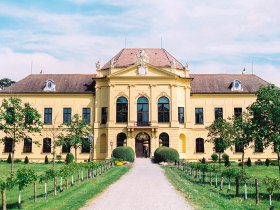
{"left": 0, "top": 78, "right": 15, "bottom": 89}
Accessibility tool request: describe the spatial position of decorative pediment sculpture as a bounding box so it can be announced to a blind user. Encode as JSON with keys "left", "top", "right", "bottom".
{"left": 170, "top": 59, "right": 176, "bottom": 69}
{"left": 96, "top": 60, "right": 101, "bottom": 71}
{"left": 110, "top": 58, "right": 116, "bottom": 69}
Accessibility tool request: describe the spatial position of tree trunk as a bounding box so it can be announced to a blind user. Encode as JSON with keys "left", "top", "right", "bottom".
{"left": 227, "top": 178, "right": 231, "bottom": 193}
{"left": 60, "top": 177, "right": 63, "bottom": 192}
{"left": 44, "top": 182, "right": 47, "bottom": 199}
{"left": 18, "top": 190, "right": 22, "bottom": 209}
{"left": 219, "top": 152, "right": 221, "bottom": 169}
{"left": 244, "top": 183, "right": 248, "bottom": 200}
{"left": 71, "top": 175, "right": 74, "bottom": 186}
{"left": 78, "top": 170, "right": 80, "bottom": 184}
{"left": 54, "top": 177, "right": 57, "bottom": 196}
{"left": 210, "top": 171, "right": 212, "bottom": 186}
{"left": 277, "top": 151, "right": 280, "bottom": 176}
{"left": 33, "top": 182, "right": 36, "bottom": 202}
{"left": 2, "top": 190, "right": 6, "bottom": 210}
{"left": 242, "top": 152, "right": 244, "bottom": 169}
{"left": 81, "top": 171, "right": 84, "bottom": 181}
{"left": 215, "top": 174, "right": 218, "bottom": 188}
{"left": 11, "top": 136, "right": 15, "bottom": 175}
{"left": 235, "top": 177, "right": 239, "bottom": 197}
{"left": 66, "top": 179, "right": 68, "bottom": 190}
{"left": 220, "top": 176, "right": 224, "bottom": 191}
{"left": 52, "top": 146, "right": 56, "bottom": 168}
{"left": 255, "top": 179, "right": 259, "bottom": 205}
{"left": 269, "top": 194, "right": 272, "bottom": 207}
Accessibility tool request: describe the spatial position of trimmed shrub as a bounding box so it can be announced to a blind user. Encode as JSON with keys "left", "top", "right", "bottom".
{"left": 255, "top": 160, "right": 264, "bottom": 165}
{"left": 56, "top": 155, "right": 62, "bottom": 161}
{"left": 265, "top": 158, "right": 270, "bottom": 166}
{"left": 246, "top": 157, "right": 252, "bottom": 167}
{"left": 270, "top": 160, "right": 278, "bottom": 166}
{"left": 65, "top": 153, "right": 74, "bottom": 165}
{"left": 211, "top": 153, "right": 218, "bottom": 162}
{"left": 154, "top": 146, "right": 179, "bottom": 163}
{"left": 222, "top": 153, "right": 230, "bottom": 167}
{"left": 45, "top": 155, "right": 49, "bottom": 164}
{"left": 201, "top": 157, "right": 206, "bottom": 164}
{"left": 7, "top": 153, "right": 12, "bottom": 164}
{"left": 14, "top": 159, "right": 22, "bottom": 163}
{"left": 112, "top": 146, "right": 135, "bottom": 162}
{"left": 24, "top": 156, "right": 29, "bottom": 164}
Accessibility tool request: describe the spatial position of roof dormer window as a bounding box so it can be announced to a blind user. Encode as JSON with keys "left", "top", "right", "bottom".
{"left": 43, "top": 79, "right": 56, "bottom": 91}
{"left": 230, "top": 80, "right": 243, "bottom": 91}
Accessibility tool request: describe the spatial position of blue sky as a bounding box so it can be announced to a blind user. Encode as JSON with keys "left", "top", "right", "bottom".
{"left": 0, "top": 0, "right": 279, "bottom": 86}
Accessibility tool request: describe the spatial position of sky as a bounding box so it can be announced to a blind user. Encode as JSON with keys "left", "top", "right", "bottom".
{"left": 0, "top": 0, "right": 279, "bottom": 86}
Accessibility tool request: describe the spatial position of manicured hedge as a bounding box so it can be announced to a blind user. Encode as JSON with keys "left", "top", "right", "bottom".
{"left": 112, "top": 146, "right": 135, "bottom": 162}
{"left": 154, "top": 146, "right": 179, "bottom": 163}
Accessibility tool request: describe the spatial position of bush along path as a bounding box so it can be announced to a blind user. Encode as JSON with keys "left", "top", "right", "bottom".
{"left": 0, "top": 160, "right": 114, "bottom": 210}
{"left": 172, "top": 161, "right": 280, "bottom": 210}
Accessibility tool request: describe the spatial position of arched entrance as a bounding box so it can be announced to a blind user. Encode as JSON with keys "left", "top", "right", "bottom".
{"left": 135, "top": 132, "right": 150, "bottom": 158}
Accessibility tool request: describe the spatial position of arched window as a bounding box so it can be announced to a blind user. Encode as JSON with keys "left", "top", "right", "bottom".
{"left": 158, "top": 97, "right": 169, "bottom": 122}
{"left": 137, "top": 97, "right": 149, "bottom": 124}
{"left": 43, "top": 138, "right": 51, "bottom": 153}
{"left": 179, "top": 134, "right": 186, "bottom": 153}
{"left": 196, "top": 138, "right": 204, "bottom": 153}
{"left": 159, "top": 132, "right": 169, "bottom": 147}
{"left": 117, "top": 133, "right": 127, "bottom": 147}
{"left": 116, "top": 97, "right": 128, "bottom": 123}
{"left": 23, "top": 138, "right": 32, "bottom": 153}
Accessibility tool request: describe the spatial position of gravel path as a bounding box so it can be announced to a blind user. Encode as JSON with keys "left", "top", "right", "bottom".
{"left": 81, "top": 158, "right": 192, "bottom": 210}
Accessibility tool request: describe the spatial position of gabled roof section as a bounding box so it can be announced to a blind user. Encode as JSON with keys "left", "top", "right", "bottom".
{"left": 190, "top": 74, "right": 269, "bottom": 94}
{"left": 101, "top": 48, "right": 185, "bottom": 70}
{"left": 0, "top": 74, "right": 96, "bottom": 94}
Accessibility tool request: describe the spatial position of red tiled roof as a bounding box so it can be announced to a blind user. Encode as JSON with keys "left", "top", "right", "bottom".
{"left": 101, "top": 48, "right": 185, "bottom": 70}
{"left": 1, "top": 74, "right": 96, "bottom": 94}
{"left": 190, "top": 74, "right": 269, "bottom": 94}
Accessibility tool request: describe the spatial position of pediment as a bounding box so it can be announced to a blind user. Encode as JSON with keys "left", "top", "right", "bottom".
{"left": 108, "top": 63, "right": 179, "bottom": 78}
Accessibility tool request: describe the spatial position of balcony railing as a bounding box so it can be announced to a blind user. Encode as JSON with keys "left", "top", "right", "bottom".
{"left": 135, "top": 121, "right": 151, "bottom": 126}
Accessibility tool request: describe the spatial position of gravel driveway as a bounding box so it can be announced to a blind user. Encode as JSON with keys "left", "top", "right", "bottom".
{"left": 81, "top": 158, "right": 192, "bottom": 210}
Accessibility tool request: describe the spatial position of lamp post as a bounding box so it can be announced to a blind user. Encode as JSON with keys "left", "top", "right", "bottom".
{"left": 110, "top": 141, "right": 113, "bottom": 156}
{"left": 88, "top": 133, "right": 93, "bottom": 161}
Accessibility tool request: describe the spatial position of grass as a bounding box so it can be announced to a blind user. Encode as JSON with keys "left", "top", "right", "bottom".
{"left": 163, "top": 166, "right": 280, "bottom": 210}
{"left": 0, "top": 162, "right": 130, "bottom": 209}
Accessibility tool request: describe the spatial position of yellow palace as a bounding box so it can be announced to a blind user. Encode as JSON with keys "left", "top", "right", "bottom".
{"left": 0, "top": 48, "right": 274, "bottom": 162}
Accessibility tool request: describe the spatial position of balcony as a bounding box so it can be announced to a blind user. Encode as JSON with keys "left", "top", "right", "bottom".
{"left": 135, "top": 121, "right": 151, "bottom": 126}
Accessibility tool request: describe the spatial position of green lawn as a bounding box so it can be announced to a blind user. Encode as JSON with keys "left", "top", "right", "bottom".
{"left": 163, "top": 165, "right": 280, "bottom": 210}
{"left": 0, "top": 162, "right": 130, "bottom": 209}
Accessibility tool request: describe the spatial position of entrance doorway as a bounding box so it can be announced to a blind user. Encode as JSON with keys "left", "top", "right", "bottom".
{"left": 135, "top": 132, "right": 150, "bottom": 158}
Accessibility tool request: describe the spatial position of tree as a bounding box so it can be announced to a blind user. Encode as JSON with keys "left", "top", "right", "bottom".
{"left": 0, "top": 176, "right": 15, "bottom": 210}
{"left": 207, "top": 118, "right": 233, "bottom": 168}
{"left": 0, "top": 78, "right": 15, "bottom": 90}
{"left": 0, "top": 98, "right": 43, "bottom": 174}
{"left": 58, "top": 114, "right": 91, "bottom": 162}
{"left": 249, "top": 84, "right": 280, "bottom": 175}
{"left": 231, "top": 112, "right": 255, "bottom": 169}
{"left": 263, "top": 176, "right": 280, "bottom": 208}
{"left": 16, "top": 168, "right": 37, "bottom": 208}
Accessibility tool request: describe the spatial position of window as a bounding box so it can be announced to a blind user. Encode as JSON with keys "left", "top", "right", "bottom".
{"left": 101, "top": 107, "right": 108, "bottom": 124}
{"left": 81, "top": 139, "right": 90, "bottom": 153}
{"left": 214, "top": 108, "right": 223, "bottom": 120}
{"left": 255, "top": 140, "right": 263, "bottom": 152}
{"left": 158, "top": 97, "right": 169, "bottom": 122}
{"left": 137, "top": 97, "right": 149, "bottom": 123}
{"left": 196, "top": 138, "right": 204, "bottom": 153}
{"left": 159, "top": 133, "right": 169, "bottom": 147}
{"left": 44, "top": 108, "right": 52, "bottom": 124}
{"left": 62, "top": 140, "right": 71, "bottom": 153}
{"left": 63, "top": 108, "right": 71, "bottom": 124}
{"left": 23, "top": 138, "right": 32, "bottom": 153}
{"left": 4, "top": 138, "right": 13, "bottom": 153}
{"left": 116, "top": 97, "right": 128, "bottom": 123}
{"left": 235, "top": 142, "right": 244, "bottom": 153}
{"left": 195, "top": 108, "right": 204, "bottom": 124}
{"left": 117, "top": 133, "right": 127, "bottom": 147}
{"left": 234, "top": 108, "right": 242, "bottom": 118}
{"left": 43, "top": 138, "right": 51, "bottom": 153}
{"left": 230, "top": 80, "right": 243, "bottom": 91}
{"left": 178, "top": 107, "right": 184, "bottom": 124}
{"left": 82, "top": 108, "right": 91, "bottom": 124}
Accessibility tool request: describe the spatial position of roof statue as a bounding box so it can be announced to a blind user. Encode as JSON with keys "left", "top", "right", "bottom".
{"left": 170, "top": 59, "right": 176, "bottom": 69}
{"left": 110, "top": 58, "right": 116, "bottom": 68}
{"left": 96, "top": 60, "right": 101, "bottom": 71}
{"left": 136, "top": 49, "right": 149, "bottom": 65}
{"left": 185, "top": 60, "right": 190, "bottom": 70}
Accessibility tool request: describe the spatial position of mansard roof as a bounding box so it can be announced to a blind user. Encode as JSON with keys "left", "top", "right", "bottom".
{"left": 190, "top": 74, "right": 269, "bottom": 94}
{"left": 1, "top": 74, "right": 95, "bottom": 94}
{"left": 101, "top": 48, "right": 185, "bottom": 70}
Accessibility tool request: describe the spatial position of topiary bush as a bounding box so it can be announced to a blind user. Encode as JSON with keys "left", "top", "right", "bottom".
{"left": 201, "top": 157, "right": 206, "bottom": 164}
{"left": 65, "top": 153, "right": 74, "bottom": 165}
{"left": 45, "top": 155, "right": 49, "bottom": 164}
{"left": 112, "top": 146, "right": 135, "bottom": 162}
{"left": 265, "top": 158, "right": 270, "bottom": 166}
{"left": 246, "top": 157, "right": 252, "bottom": 167}
{"left": 211, "top": 153, "right": 218, "bottom": 162}
{"left": 222, "top": 153, "right": 230, "bottom": 167}
{"left": 7, "top": 153, "right": 12, "bottom": 164}
{"left": 154, "top": 146, "right": 179, "bottom": 163}
{"left": 24, "top": 156, "right": 29, "bottom": 164}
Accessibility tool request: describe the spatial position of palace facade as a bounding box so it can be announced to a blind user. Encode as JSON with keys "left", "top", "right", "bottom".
{"left": 0, "top": 48, "right": 274, "bottom": 162}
